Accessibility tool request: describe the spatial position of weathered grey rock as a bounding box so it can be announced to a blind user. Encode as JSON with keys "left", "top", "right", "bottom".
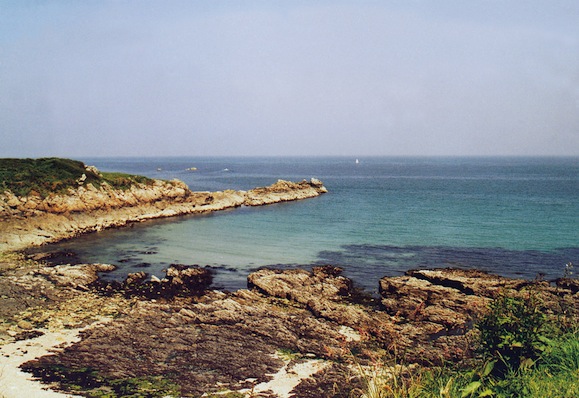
{"left": 34, "top": 263, "right": 116, "bottom": 289}
{"left": 406, "top": 268, "right": 529, "bottom": 297}
{"left": 249, "top": 266, "right": 351, "bottom": 302}
{"left": 249, "top": 266, "right": 394, "bottom": 346}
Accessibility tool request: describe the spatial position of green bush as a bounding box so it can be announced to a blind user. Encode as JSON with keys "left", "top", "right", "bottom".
{"left": 101, "top": 172, "right": 153, "bottom": 190}
{"left": 476, "top": 289, "right": 548, "bottom": 375}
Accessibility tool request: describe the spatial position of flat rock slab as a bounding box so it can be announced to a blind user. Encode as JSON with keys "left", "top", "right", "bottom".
{"left": 7, "top": 264, "right": 578, "bottom": 397}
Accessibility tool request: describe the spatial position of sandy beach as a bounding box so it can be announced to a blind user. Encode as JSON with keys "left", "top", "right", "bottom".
{"left": 1, "top": 327, "right": 87, "bottom": 398}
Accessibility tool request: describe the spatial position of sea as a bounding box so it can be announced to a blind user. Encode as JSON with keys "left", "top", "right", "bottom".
{"left": 39, "top": 156, "right": 578, "bottom": 293}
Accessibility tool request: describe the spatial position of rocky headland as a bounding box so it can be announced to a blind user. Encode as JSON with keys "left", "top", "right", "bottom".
{"left": 0, "top": 165, "right": 327, "bottom": 252}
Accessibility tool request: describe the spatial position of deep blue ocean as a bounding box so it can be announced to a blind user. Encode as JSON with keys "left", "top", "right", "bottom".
{"left": 44, "top": 157, "right": 578, "bottom": 293}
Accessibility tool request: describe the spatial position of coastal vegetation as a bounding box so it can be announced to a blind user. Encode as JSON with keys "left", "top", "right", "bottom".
{"left": 357, "top": 285, "right": 578, "bottom": 398}
{"left": 0, "top": 157, "right": 152, "bottom": 197}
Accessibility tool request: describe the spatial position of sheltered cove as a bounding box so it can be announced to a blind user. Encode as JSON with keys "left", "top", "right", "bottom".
{"left": 0, "top": 169, "right": 577, "bottom": 397}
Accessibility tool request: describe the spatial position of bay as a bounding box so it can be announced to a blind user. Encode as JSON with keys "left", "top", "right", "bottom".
{"left": 42, "top": 156, "right": 578, "bottom": 293}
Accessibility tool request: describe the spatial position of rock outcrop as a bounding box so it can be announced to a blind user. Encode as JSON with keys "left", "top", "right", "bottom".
{"left": 4, "top": 262, "right": 578, "bottom": 397}
{"left": 0, "top": 178, "right": 327, "bottom": 252}
{"left": 18, "top": 265, "right": 367, "bottom": 397}
{"left": 0, "top": 179, "right": 191, "bottom": 216}
{"left": 93, "top": 264, "right": 214, "bottom": 299}
{"left": 244, "top": 178, "right": 328, "bottom": 206}
{"left": 378, "top": 268, "right": 579, "bottom": 364}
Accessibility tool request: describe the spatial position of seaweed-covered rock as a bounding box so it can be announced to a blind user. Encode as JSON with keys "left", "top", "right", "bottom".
{"left": 94, "top": 265, "right": 213, "bottom": 299}
{"left": 13, "top": 265, "right": 579, "bottom": 397}
{"left": 556, "top": 277, "right": 579, "bottom": 294}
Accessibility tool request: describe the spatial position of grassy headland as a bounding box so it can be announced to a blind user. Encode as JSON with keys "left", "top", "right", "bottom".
{"left": 0, "top": 157, "right": 153, "bottom": 197}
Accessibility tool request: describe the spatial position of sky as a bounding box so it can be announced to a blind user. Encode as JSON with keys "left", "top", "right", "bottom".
{"left": 1, "top": 1, "right": 578, "bottom": 157}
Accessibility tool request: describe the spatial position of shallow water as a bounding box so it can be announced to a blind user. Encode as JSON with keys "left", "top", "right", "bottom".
{"left": 40, "top": 156, "right": 578, "bottom": 293}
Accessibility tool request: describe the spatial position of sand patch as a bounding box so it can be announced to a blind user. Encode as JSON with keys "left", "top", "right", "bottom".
{"left": 0, "top": 327, "right": 87, "bottom": 398}
{"left": 251, "top": 357, "right": 330, "bottom": 397}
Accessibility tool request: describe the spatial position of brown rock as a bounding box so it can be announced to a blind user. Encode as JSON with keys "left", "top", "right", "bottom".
{"left": 125, "top": 272, "right": 147, "bottom": 285}
{"left": 165, "top": 264, "right": 213, "bottom": 294}
{"left": 17, "top": 320, "right": 34, "bottom": 330}
{"left": 1, "top": 179, "right": 327, "bottom": 252}
{"left": 98, "top": 264, "right": 214, "bottom": 299}
{"left": 556, "top": 278, "right": 579, "bottom": 294}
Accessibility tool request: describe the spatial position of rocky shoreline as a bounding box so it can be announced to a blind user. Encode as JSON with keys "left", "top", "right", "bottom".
{"left": 1, "top": 258, "right": 577, "bottom": 397}
{"left": 0, "top": 177, "right": 327, "bottom": 252}
{"left": 1, "top": 174, "right": 578, "bottom": 397}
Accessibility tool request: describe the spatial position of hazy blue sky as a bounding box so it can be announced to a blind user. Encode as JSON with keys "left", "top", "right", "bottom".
{"left": 1, "top": 1, "right": 578, "bottom": 157}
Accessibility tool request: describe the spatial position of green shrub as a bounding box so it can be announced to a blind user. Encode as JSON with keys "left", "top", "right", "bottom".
{"left": 476, "top": 288, "right": 548, "bottom": 375}
{"left": 539, "top": 331, "right": 579, "bottom": 374}
{"left": 100, "top": 172, "right": 153, "bottom": 190}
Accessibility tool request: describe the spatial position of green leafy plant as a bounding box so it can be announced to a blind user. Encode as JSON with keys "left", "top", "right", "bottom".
{"left": 459, "top": 360, "right": 495, "bottom": 398}
{"left": 476, "top": 288, "right": 548, "bottom": 375}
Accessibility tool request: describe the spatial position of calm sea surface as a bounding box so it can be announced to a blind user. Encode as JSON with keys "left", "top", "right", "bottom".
{"left": 41, "top": 157, "right": 578, "bottom": 293}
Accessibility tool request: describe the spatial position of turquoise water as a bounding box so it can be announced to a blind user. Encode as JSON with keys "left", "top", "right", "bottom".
{"left": 43, "top": 157, "right": 578, "bottom": 292}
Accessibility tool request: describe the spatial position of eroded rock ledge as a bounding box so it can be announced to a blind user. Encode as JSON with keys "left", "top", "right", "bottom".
{"left": 7, "top": 263, "right": 577, "bottom": 397}
{"left": 0, "top": 178, "right": 327, "bottom": 252}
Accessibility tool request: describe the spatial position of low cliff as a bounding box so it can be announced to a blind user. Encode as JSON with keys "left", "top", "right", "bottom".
{"left": 0, "top": 161, "right": 327, "bottom": 252}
